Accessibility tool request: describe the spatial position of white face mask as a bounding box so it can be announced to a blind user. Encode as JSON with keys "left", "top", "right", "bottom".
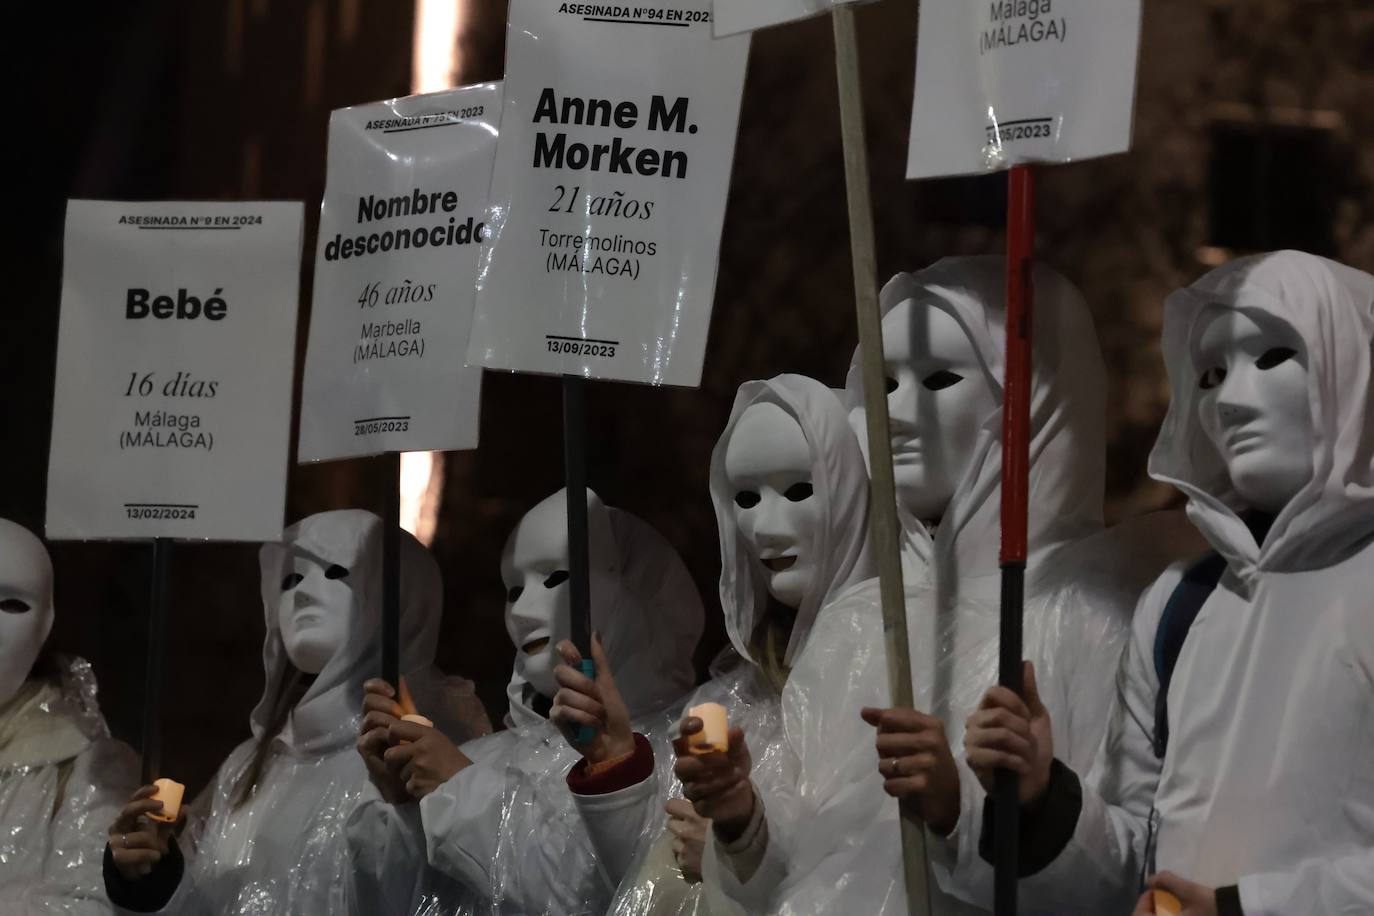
{"left": 275, "top": 548, "right": 356, "bottom": 675}
{"left": 0, "top": 520, "right": 55, "bottom": 708}
{"left": 725, "top": 403, "right": 821, "bottom": 610}
{"left": 1192, "top": 307, "right": 1314, "bottom": 515}
{"left": 502, "top": 500, "right": 574, "bottom": 701}
{"left": 858, "top": 299, "right": 997, "bottom": 523}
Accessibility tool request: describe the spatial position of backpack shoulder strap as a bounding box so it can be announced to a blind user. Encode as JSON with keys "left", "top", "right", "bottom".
{"left": 1151, "top": 552, "right": 1228, "bottom": 759}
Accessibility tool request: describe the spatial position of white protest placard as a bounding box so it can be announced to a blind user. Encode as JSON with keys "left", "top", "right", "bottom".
{"left": 713, "top": 0, "right": 858, "bottom": 37}
{"left": 466, "top": 1, "right": 749, "bottom": 388}
{"left": 298, "top": 83, "right": 502, "bottom": 462}
{"left": 47, "top": 200, "right": 302, "bottom": 541}
{"left": 907, "top": 0, "right": 1141, "bottom": 179}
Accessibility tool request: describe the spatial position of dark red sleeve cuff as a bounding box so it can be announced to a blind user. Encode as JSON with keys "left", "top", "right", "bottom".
{"left": 566, "top": 732, "right": 655, "bottom": 796}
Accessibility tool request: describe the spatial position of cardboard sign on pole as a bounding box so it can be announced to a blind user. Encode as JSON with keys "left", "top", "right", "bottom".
{"left": 299, "top": 82, "right": 502, "bottom": 462}
{"left": 712, "top": 0, "right": 859, "bottom": 36}
{"left": 47, "top": 200, "right": 302, "bottom": 542}
{"left": 466, "top": 1, "right": 750, "bottom": 388}
{"left": 907, "top": 0, "right": 1142, "bottom": 178}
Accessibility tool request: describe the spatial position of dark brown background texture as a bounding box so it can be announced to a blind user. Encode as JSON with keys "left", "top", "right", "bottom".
{"left": 4, "top": 0, "right": 1372, "bottom": 794}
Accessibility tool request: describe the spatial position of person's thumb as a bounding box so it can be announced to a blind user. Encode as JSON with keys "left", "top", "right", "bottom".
{"left": 1023, "top": 661, "right": 1047, "bottom": 717}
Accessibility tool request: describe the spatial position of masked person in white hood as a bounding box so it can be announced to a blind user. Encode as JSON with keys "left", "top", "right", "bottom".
{"left": 572, "top": 378, "right": 868, "bottom": 916}
{"left": 838, "top": 257, "right": 1196, "bottom": 914}
{"left": 965, "top": 251, "right": 1374, "bottom": 916}
{"left": 348, "top": 488, "right": 703, "bottom": 916}
{"left": 102, "top": 509, "right": 484, "bottom": 915}
{"left": 0, "top": 518, "right": 138, "bottom": 914}
{"left": 631, "top": 373, "right": 903, "bottom": 916}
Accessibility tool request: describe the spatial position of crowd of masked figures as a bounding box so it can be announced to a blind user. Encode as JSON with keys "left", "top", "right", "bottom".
{"left": 4, "top": 250, "right": 1372, "bottom": 916}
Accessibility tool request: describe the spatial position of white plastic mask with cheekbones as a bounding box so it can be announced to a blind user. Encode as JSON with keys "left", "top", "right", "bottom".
{"left": 725, "top": 402, "right": 821, "bottom": 610}
{"left": 275, "top": 546, "right": 356, "bottom": 675}
{"left": 863, "top": 299, "right": 999, "bottom": 523}
{"left": 0, "top": 519, "right": 55, "bottom": 708}
{"left": 1192, "top": 307, "right": 1314, "bottom": 515}
{"left": 502, "top": 498, "right": 576, "bottom": 700}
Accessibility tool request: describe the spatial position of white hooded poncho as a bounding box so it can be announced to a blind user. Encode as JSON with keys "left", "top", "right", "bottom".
{"left": 347, "top": 491, "right": 704, "bottom": 916}
{"left": 1029, "top": 251, "right": 1374, "bottom": 915}
{"left": 800, "top": 256, "right": 1193, "bottom": 915}
{"left": 1, "top": 655, "right": 138, "bottom": 914}
{"left": 614, "top": 374, "right": 877, "bottom": 916}
{"left": 111, "top": 510, "right": 477, "bottom": 915}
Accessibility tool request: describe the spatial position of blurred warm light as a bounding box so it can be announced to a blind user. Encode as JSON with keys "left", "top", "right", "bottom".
{"left": 400, "top": 451, "right": 445, "bottom": 546}
{"left": 1196, "top": 245, "right": 1232, "bottom": 267}
{"left": 412, "top": 0, "right": 463, "bottom": 94}
{"left": 401, "top": 1, "right": 465, "bottom": 544}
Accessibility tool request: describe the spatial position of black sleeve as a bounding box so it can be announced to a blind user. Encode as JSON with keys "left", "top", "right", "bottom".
{"left": 977, "top": 757, "right": 1083, "bottom": 877}
{"left": 1216, "top": 885, "right": 1244, "bottom": 916}
{"left": 103, "top": 840, "right": 185, "bottom": 912}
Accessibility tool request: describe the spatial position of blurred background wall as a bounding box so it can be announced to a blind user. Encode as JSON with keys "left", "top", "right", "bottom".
{"left": 4, "top": 0, "right": 1372, "bottom": 793}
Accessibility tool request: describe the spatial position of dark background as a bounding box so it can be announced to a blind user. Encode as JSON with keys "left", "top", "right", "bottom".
{"left": 4, "top": 0, "right": 1372, "bottom": 794}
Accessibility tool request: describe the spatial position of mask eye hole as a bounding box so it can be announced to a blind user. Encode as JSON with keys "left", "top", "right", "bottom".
{"left": 0, "top": 598, "right": 32, "bottom": 614}
{"left": 884, "top": 376, "right": 898, "bottom": 395}
{"left": 543, "top": 570, "right": 569, "bottom": 589}
{"left": 324, "top": 564, "right": 349, "bottom": 580}
{"left": 734, "top": 491, "right": 761, "bottom": 509}
{"left": 783, "top": 482, "right": 814, "bottom": 502}
{"left": 1199, "top": 366, "right": 1227, "bottom": 390}
{"left": 506, "top": 586, "right": 524, "bottom": 603}
{"left": 281, "top": 573, "right": 304, "bottom": 591}
{"left": 1256, "top": 347, "right": 1297, "bottom": 371}
{"left": 921, "top": 370, "right": 964, "bottom": 391}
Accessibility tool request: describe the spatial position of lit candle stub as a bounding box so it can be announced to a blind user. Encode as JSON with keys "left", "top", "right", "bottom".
{"left": 148, "top": 778, "right": 185, "bottom": 824}
{"left": 1153, "top": 890, "right": 1182, "bottom": 915}
{"left": 687, "top": 703, "right": 729, "bottom": 755}
{"left": 397, "top": 676, "right": 418, "bottom": 718}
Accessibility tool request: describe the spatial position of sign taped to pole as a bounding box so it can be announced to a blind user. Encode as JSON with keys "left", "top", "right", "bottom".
{"left": 466, "top": 1, "right": 749, "bottom": 388}
{"left": 906, "top": 0, "right": 1142, "bottom": 179}
{"left": 299, "top": 83, "right": 502, "bottom": 462}
{"left": 712, "top": 0, "right": 860, "bottom": 36}
{"left": 47, "top": 200, "right": 302, "bottom": 542}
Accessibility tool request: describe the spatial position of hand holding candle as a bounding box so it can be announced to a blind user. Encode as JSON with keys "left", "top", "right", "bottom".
{"left": 672, "top": 716, "right": 754, "bottom": 843}
{"left": 147, "top": 778, "right": 185, "bottom": 824}
{"left": 107, "top": 784, "right": 182, "bottom": 880}
{"left": 686, "top": 703, "right": 728, "bottom": 756}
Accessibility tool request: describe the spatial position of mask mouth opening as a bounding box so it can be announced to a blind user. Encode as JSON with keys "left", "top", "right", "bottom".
{"left": 291, "top": 605, "right": 324, "bottom": 623}
{"left": 521, "top": 636, "right": 550, "bottom": 655}
{"left": 761, "top": 555, "right": 797, "bottom": 572}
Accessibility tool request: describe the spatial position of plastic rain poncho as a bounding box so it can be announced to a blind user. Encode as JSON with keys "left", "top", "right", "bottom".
{"left": 1, "top": 516, "right": 138, "bottom": 916}
{"left": 2, "top": 656, "right": 138, "bottom": 916}
{"left": 347, "top": 489, "right": 704, "bottom": 916}
{"left": 609, "top": 375, "right": 879, "bottom": 916}
{"left": 1026, "top": 251, "right": 1374, "bottom": 915}
{"left": 808, "top": 256, "right": 1196, "bottom": 915}
{"left": 109, "top": 509, "right": 478, "bottom": 915}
